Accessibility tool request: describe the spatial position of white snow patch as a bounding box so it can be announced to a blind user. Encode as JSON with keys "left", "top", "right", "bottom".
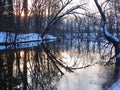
{"left": 16, "top": 33, "right": 42, "bottom": 42}
{"left": 43, "top": 34, "right": 57, "bottom": 40}
{"left": 0, "top": 32, "right": 57, "bottom": 50}
{"left": 108, "top": 80, "right": 120, "bottom": 90}
{"left": 0, "top": 32, "right": 7, "bottom": 42}
{"left": 104, "top": 24, "right": 119, "bottom": 42}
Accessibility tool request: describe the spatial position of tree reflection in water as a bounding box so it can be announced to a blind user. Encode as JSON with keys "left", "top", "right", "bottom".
{"left": 0, "top": 37, "right": 117, "bottom": 90}
{"left": 0, "top": 43, "right": 64, "bottom": 90}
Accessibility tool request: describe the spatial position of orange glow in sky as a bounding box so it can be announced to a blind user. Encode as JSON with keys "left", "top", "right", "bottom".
{"left": 21, "top": 11, "right": 25, "bottom": 17}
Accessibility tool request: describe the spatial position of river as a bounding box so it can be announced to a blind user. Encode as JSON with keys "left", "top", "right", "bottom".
{"left": 0, "top": 32, "right": 117, "bottom": 90}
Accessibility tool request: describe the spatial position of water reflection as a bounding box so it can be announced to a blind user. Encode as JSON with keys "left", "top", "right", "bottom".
{"left": 0, "top": 44, "right": 60, "bottom": 90}
{"left": 56, "top": 64, "right": 115, "bottom": 90}
{"left": 0, "top": 36, "right": 118, "bottom": 90}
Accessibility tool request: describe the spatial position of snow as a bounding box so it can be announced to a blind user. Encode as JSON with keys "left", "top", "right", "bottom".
{"left": 16, "top": 33, "right": 42, "bottom": 42}
{"left": 0, "top": 46, "right": 5, "bottom": 50}
{"left": 43, "top": 34, "right": 57, "bottom": 40}
{"left": 0, "top": 32, "right": 6, "bottom": 42}
{"left": 0, "top": 32, "right": 57, "bottom": 50}
{"left": 0, "top": 32, "right": 42, "bottom": 43}
{"left": 104, "top": 24, "right": 119, "bottom": 43}
{"left": 108, "top": 80, "right": 120, "bottom": 90}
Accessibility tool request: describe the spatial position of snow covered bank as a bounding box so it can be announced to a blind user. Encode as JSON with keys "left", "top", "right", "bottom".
{"left": 0, "top": 32, "right": 42, "bottom": 43}
{"left": 0, "top": 32, "right": 58, "bottom": 50}
{"left": 43, "top": 34, "right": 57, "bottom": 40}
{"left": 108, "top": 80, "right": 120, "bottom": 90}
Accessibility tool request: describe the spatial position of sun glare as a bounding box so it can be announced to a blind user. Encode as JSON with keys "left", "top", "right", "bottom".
{"left": 28, "top": 0, "right": 32, "bottom": 9}
{"left": 21, "top": 11, "right": 25, "bottom": 17}
{"left": 19, "top": 0, "right": 32, "bottom": 17}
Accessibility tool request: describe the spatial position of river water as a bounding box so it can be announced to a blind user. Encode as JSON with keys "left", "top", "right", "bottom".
{"left": 56, "top": 64, "right": 115, "bottom": 90}
{"left": 0, "top": 33, "right": 117, "bottom": 90}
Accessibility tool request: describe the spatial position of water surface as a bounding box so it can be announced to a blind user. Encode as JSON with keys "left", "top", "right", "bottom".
{"left": 0, "top": 32, "right": 117, "bottom": 90}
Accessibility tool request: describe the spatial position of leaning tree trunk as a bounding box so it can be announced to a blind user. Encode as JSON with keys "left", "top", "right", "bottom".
{"left": 94, "top": 0, "right": 120, "bottom": 79}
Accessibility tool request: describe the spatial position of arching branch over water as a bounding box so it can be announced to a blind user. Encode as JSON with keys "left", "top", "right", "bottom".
{"left": 41, "top": 0, "right": 87, "bottom": 38}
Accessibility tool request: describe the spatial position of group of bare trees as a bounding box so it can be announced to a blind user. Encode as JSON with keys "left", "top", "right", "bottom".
{"left": 0, "top": 0, "right": 120, "bottom": 90}
{"left": 0, "top": 0, "right": 119, "bottom": 37}
{"left": 0, "top": 0, "right": 83, "bottom": 33}
{"left": 0, "top": 0, "right": 14, "bottom": 29}
{"left": 0, "top": 0, "right": 119, "bottom": 71}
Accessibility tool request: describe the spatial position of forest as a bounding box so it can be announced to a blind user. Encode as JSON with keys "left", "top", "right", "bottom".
{"left": 0, "top": 0, "right": 120, "bottom": 90}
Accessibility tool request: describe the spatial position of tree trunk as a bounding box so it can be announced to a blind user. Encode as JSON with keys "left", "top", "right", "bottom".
{"left": 94, "top": 0, "right": 120, "bottom": 79}
{"left": 8, "top": 0, "right": 14, "bottom": 28}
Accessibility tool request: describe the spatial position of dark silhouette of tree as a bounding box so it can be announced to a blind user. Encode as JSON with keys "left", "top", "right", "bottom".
{"left": 0, "top": 0, "right": 14, "bottom": 30}
{"left": 8, "top": 0, "right": 14, "bottom": 27}
{"left": 0, "top": 1, "right": 4, "bottom": 18}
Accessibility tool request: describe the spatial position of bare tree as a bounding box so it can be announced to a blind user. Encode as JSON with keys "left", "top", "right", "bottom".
{"left": 94, "top": 0, "right": 120, "bottom": 79}
{"left": 41, "top": 0, "right": 86, "bottom": 38}
{"left": 107, "top": 0, "right": 120, "bottom": 37}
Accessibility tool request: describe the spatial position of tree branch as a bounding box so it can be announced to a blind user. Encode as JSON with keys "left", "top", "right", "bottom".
{"left": 94, "top": 0, "right": 119, "bottom": 43}
{"left": 41, "top": 0, "right": 86, "bottom": 38}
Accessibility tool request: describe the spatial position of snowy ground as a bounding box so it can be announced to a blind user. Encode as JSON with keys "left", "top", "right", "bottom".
{"left": 0, "top": 32, "right": 57, "bottom": 50}
{"left": 108, "top": 80, "right": 120, "bottom": 90}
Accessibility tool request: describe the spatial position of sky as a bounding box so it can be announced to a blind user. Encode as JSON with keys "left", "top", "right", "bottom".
{"left": 24, "top": 0, "right": 106, "bottom": 17}
{"left": 72, "top": 0, "right": 106, "bottom": 12}
{"left": 27, "top": 0, "right": 105, "bottom": 11}
{"left": 57, "top": 0, "right": 106, "bottom": 16}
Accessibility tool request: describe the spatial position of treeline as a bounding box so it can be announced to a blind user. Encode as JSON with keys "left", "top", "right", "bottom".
{"left": 0, "top": 0, "right": 119, "bottom": 38}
